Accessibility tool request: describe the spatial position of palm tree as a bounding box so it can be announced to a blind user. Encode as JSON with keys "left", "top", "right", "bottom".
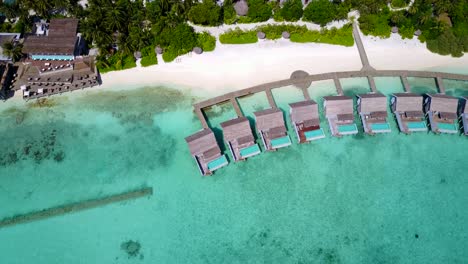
{"left": 2, "top": 42, "right": 23, "bottom": 62}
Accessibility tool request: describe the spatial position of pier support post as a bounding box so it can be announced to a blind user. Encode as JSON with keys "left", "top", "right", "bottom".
{"left": 435, "top": 77, "right": 446, "bottom": 94}
{"left": 195, "top": 108, "right": 209, "bottom": 128}
{"left": 367, "top": 76, "right": 377, "bottom": 93}
{"left": 400, "top": 76, "right": 411, "bottom": 92}
{"left": 302, "top": 87, "right": 311, "bottom": 100}
{"left": 333, "top": 76, "right": 344, "bottom": 95}
{"left": 265, "top": 89, "right": 277, "bottom": 108}
{"left": 230, "top": 98, "right": 244, "bottom": 117}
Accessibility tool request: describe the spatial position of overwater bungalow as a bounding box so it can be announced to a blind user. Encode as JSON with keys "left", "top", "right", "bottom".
{"left": 391, "top": 93, "right": 427, "bottom": 133}
{"left": 220, "top": 117, "right": 261, "bottom": 161}
{"left": 289, "top": 100, "right": 325, "bottom": 143}
{"left": 356, "top": 93, "right": 391, "bottom": 134}
{"left": 323, "top": 95, "right": 358, "bottom": 137}
{"left": 254, "top": 108, "right": 291, "bottom": 151}
{"left": 460, "top": 97, "right": 468, "bottom": 135}
{"left": 185, "top": 128, "right": 228, "bottom": 176}
{"left": 424, "top": 94, "right": 459, "bottom": 134}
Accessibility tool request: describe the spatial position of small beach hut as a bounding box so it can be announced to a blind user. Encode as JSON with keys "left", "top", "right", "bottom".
{"left": 390, "top": 93, "right": 427, "bottom": 133}
{"left": 155, "top": 46, "right": 163, "bottom": 55}
{"left": 323, "top": 96, "right": 358, "bottom": 137}
{"left": 282, "top": 31, "right": 290, "bottom": 39}
{"left": 424, "top": 94, "right": 459, "bottom": 134}
{"left": 414, "top": 29, "right": 422, "bottom": 36}
{"left": 257, "top": 31, "right": 266, "bottom": 40}
{"left": 234, "top": 0, "right": 249, "bottom": 16}
{"left": 289, "top": 100, "right": 325, "bottom": 143}
{"left": 391, "top": 26, "right": 399, "bottom": 34}
{"left": 357, "top": 93, "right": 391, "bottom": 134}
{"left": 460, "top": 97, "right": 468, "bottom": 136}
{"left": 185, "top": 128, "right": 228, "bottom": 176}
{"left": 220, "top": 117, "right": 261, "bottom": 161}
{"left": 193, "top": 47, "right": 203, "bottom": 54}
{"left": 133, "top": 51, "right": 141, "bottom": 60}
{"left": 254, "top": 108, "right": 291, "bottom": 151}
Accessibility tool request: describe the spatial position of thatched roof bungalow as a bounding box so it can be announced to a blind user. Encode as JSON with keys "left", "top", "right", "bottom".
{"left": 391, "top": 93, "right": 427, "bottom": 133}
{"left": 357, "top": 93, "right": 390, "bottom": 134}
{"left": 234, "top": 0, "right": 248, "bottom": 16}
{"left": 220, "top": 117, "right": 260, "bottom": 161}
{"left": 424, "top": 94, "right": 459, "bottom": 134}
{"left": 289, "top": 100, "right": 324, "bottom": 143}
{"left": 185, "top": 128, "right": 228, "bottom": 176}
{"left": 323, "top": 95, "right": 357, "bottom": 136}
{"left": 254, "top": 108, "right": 291, "bottom": 151}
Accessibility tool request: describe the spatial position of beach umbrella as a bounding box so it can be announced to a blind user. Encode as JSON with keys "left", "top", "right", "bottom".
{"left": 257, "top": 31, "right": 266, "bottom": 40}
{"left": 391, "top": 27, "right": 398, "bottom": 33}
{"left": 193, "top": 47, "right": 203, "bottom": 54}
{"left": 134, "top": 51, "right": 142, "bottom": 60}
{"left": 282, "top": 31, "right": 290, "bottom": 39}
{"left": 155, "top": 46, "right": 163, "bottom": 55}
{"left": 234, "top": 0, "right": 248, "bottom": 16}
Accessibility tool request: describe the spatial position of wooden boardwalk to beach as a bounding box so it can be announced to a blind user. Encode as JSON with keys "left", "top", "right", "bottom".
{"left": 0, "top": 187, "right": 153, "bottom": 228}
{"left": 193, "top": 23, "right": 468, "bottom": 128}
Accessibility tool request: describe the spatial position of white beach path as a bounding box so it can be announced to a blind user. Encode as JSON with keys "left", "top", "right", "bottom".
{"left": 99, "top": 28, "right": 468, "bottom": 97}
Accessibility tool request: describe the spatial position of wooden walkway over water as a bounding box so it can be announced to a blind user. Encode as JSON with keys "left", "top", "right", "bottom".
{"left": 0, "top": 187, "right": 153, "bottom": 228}
{"left": 193, "top": 23, "right": 468, "bottom": 128}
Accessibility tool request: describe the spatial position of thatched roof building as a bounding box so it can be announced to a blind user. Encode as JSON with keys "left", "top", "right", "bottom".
{"left": 282, "top": 31, "right": 290, "bottom": 39}
{"left": 234, "top": 0, "right": 248, "bottom": 16}
{"left": 23, "top": 18, "right": 79, "bottom": 59}
{"left": 257, "top": 31, "right": 266, "bottom": 39}
{"left": 220, "top": 117, "right": 260, "bottom": 161}
{"left": 323, "top": 95, "right": 357, "bottom": 136}
{"left": 425, "top": 94, "right": 459, "bottom": 134}
{"left": 254, "top": 108, "right": 291, "bottom": 150}
{"left": 391, "top": 93, "right": 427, "bottom": 133}
{"left": 185, "top": 128, "right": 228, "bottom": 176}
{"left": 391, "top": 27, "right": 398, "bottom": 33}
{"left": 357, "top": 93, "right": 390, "bottom": 134}
{"left": 155, "top": 46, "right": 163, "bottom": 54}
{"left": 193, "top": 47, "right": 203, "bottom": 54}
{"left": 289, "top": 100, "right": 324, "bottom": 142}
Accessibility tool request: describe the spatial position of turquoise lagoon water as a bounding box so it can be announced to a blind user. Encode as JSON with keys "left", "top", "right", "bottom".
{"left": 0, "top": 76, "right": 467, "bottom": 263}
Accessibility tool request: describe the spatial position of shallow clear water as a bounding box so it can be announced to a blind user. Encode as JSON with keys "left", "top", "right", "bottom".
{"left": 0, "top": 76, "right": 467, "bottom": 263}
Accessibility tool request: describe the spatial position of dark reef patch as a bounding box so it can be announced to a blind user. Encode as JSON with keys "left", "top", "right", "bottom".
{"left": 120, "top": 240, "right": 143, "bottom": 259}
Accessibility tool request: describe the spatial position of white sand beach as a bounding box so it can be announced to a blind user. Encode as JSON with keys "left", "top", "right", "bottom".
{"left": 99, "top": 27, "right": 468, "bottom": 97}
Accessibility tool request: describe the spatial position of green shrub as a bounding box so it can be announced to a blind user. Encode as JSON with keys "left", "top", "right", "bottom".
{"left": 97, "top": 53, "right": 137, "bottom": 73}
{"left": 399, "top": 25, "right": 415, "bottom": 39}
{"left": 290, "top": 24, "right": 355, "bottom": 46}
{"left": 246, "top": 0, "right": 272, "bottom": 22}
{"left": 280, "top": 0, "right": 303, "bottom": 22}
{"left": 391, "top": 0, "right": 409, "bottom": 8}
{"left": 358, "top": 10, "right": 392, "bottom": 38}
{"left": 162, "top": 47, "right": 179, "bottom": 62}
{"left": 140, "top": 46, "right": 157, "bottom": 67}
{"left": 270, "top": 1, "right": 284, "bottom": 22}
{"left": 256, "top": 24, "right": 307, "bottom": 40}
{"left": 219, "top": 28, "right": 258, "bottom": 44}
{"left": 426, "top": 29, "right": 464, "bottom": 57}
{"left": 188, "top": 0, "right": 222, "bottom": 26}
{"left": 197, "top": 32, "right": 216, "bottom": 51}
{"left": 223, "top": 0, "right": 237, "bottom": 24}
{"left": 303, "top": 0, "right": 336, "bottom": 26}
{"left": 157, "top": 23, "right": 199, "bottom": 62}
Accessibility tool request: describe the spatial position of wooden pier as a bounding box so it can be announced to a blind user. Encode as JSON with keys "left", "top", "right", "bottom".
{"left": 0, "top": 187, "right": 153, "bottom": 228}
{"left": 191, "top": 23, "right": 468, "bottom": 127}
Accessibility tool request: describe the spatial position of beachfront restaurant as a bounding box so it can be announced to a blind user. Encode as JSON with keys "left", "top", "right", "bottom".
{"left": 356, "top": 93, "right": 391, "bottom": 134}
{"left": 460, "top": 97, "right": 468, "bottom": 136}
{"left": 424, "top": 94, "right": 459, "bottom": 134}
{"left": 220, "top": 116, "right": 261, "bottom": 161}
{"left": 289, "top": 100, "right": 325, "bottom": 143}
{"left": 254, "top": 108, "right": 292, "bottom": 151}
{"left": 185, "top": 128, "right": 228, "bottom": 176}
{"left": 391, "top": 93, "right": 427, "bottom": 133}
{"left": 323, "top": 95, "right": 358, "bottom": 137}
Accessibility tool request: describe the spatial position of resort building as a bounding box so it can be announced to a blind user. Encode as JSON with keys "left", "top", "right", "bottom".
{"left": 460, "top": 97, "right": 468, "bottom": 136}
{"left": 289, "top": 100, "right": 325, "bottom": 143}
{"left": 356, "top": 93, "right": 391, "bottom": 134}
{"left": 323, "top": 95, "right": 358, "bottom": 137}
{"left": 391, "top": 93, "right": 427, "bottom": 133}
{"left": 185, "top": 128, "right": 228, "bottom": 176}
{"left": 254, "top": 108, "right": 292, "bottom": 151}
{"left": 16, "top": 18, "right": 99, "bottom": 100}
{"left": 424, "top": 94, "right": 459, "bottom": 134}
{"left": 220, "top": 117, "right": 261, "bottom": 161}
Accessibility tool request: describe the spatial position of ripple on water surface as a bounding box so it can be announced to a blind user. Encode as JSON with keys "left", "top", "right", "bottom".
{"left": 0, "top": 81, "right": 467, "bottom": 264}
